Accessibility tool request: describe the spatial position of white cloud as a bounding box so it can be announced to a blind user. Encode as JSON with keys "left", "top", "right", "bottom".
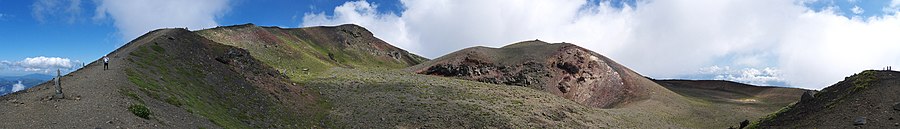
{"left": 1, "top": 56, "right": 78, "bottom": 74}
{"left": 303, "top": 1, "right": 416, "bottom": 53}
{"left": 698, "top": 66, "right": 786, "bottom": 86}
{"left": 851, "top": 6, "right": 864, "bottom": 14}
{"left": 19, "top": 57, "right": 74, "bottom": 69}
{"left": 31, "top": 0, "right": 83, "bottom": 23}
{"left": 304, "top": 0, "right": 900, "bottom": 90}
{"left": 92, "top": 0, "right": 230, "bottom": 41}
{"left": 11, "top": 81, "right": 25, "bottom": 92}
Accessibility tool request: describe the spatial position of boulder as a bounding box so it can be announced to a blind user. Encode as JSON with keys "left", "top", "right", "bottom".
{"left": 800, "top": 90, "right": 815, "bottom": 102}
{"left": 854, "top": 117, "right": 866, "bottom": 125}
{"left": 894, "top": 102, "right": 900, "bottom": 111}
{"left": 739, "top": 119, "right": 750, "bottom": 129}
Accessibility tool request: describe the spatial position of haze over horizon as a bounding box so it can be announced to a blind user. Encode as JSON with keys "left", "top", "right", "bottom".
{"left": 2, "top": 0, "right": 899, "bottom": 90}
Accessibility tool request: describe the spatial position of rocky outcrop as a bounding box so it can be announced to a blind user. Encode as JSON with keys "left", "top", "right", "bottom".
{"left": 413, "top": 40, "right": 650, "bottom": 108}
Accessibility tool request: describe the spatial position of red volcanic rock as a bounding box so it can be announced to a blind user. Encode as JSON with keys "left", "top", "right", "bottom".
{"left": 412, "top": 40, "right": 652, "bottom": 108}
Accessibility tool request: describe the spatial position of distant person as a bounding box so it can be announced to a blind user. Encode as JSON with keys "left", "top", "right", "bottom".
{"left": 103, "top": 56, "right": 110, "bottom": 70}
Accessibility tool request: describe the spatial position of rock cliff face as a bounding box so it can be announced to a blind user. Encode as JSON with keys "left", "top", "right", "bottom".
{"left": 411, "top": 40, "right": 652, "bottom": 108}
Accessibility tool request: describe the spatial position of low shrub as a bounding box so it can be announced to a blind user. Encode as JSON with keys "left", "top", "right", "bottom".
{"left": 129, "top": 104, "right": 152, "bottom": 119}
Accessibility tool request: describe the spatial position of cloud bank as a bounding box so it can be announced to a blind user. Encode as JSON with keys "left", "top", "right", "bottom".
{"left": 92, "top": 0, "right": 231, "bottom": 41}
{"left": 302, "top": 0, "right": 900, "bottom": 89}
{"left": 696, "top": 66, "right": 787, "bottom": 86}
{"left": 10, "top": 81, "right": 25, "bottom": 92}
{"left": 1, "top": 56, "right": 79, "bottom": 73}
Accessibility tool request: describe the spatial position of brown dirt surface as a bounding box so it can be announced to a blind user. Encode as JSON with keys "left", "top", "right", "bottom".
{"left": 754, "top": 70, "right": 900, "bottom": 129}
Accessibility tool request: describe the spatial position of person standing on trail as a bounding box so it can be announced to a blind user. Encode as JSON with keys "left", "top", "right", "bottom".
{"left": 103, "top": 56, "right": 110, "bottom": 70}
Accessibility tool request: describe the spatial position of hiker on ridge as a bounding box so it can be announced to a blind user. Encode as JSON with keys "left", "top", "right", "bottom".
{"left": 103, "top": 56, "right": 110, "bottom": 70}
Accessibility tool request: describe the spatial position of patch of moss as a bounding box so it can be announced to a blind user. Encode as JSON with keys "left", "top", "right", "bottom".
{"left": 851, "top": 70, "right": 877, "bottom": 92}
{"left": 120, "top": 89, "right": 142, "bottom": 102}
{"left": 128, "top": 104, "right": 152, "bottom": 119}
{"left": 151, "top": 44, "right": 166, "bottom": 53}
{"left": 165, "top": 96, "right": 183, "bottom": 107}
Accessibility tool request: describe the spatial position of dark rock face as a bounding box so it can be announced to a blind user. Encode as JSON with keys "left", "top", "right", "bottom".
{"left": 215, "top": 49, "right": 247, "bottom": 65}
{"left": 421, "top": 57, "right": 547, "bottom": 89}
{"left": 740, "top": 120, "right": 750, "bottom": 129}
{"left": 800, "top": 90, "right": 816, "bottom": 102}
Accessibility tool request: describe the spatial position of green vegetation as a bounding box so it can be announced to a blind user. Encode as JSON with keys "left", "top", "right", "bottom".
{"left": 195, "top": 26, "right": 424, "bottom": 82}
{"left": 746, "top": 103, "right": 794, "bottom": 129}
{"left": 127, "top": 45, "right": 249, "bottom": 128}
{"left": 827, "top": 70, "right": 878, "bottom": 109}
{"left": 851, "top": 70, "right": 877, "bottom": 92}
{"left": 126, "top": 39, "right": 328, "bottom": 128}
{"left": 120, "top": 89, "right": 142, "bottom": 102}
{"left": 151, "top": 44, "right": 166, "bottom": 53}
{"left": 128, "top": 104, "right": 152, "bottom": 119}
{"left": 164, "top": 96, "right": 183, "bottom": 107}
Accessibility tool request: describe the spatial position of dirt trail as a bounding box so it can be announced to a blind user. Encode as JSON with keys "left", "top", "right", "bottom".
{"left": 0, "top": 29, "right": 218, "bottom": 128}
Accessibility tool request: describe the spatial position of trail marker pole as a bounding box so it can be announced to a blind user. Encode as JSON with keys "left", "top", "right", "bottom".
{"left": 54, "top": 69, "right": 64, "bottom": 99}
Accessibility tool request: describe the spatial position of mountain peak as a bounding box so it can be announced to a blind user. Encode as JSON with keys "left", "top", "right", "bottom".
{"left": 412, "top": 40, "right": 665, "bottom": 108}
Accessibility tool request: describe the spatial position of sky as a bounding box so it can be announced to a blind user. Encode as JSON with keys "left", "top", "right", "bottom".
{"left": 1, "top": 0, "right": 899, "bottom": 90}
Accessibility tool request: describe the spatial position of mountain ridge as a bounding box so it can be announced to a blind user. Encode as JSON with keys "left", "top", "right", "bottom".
{"left": 0, "top": 23, "right": 812, "bottom": 128}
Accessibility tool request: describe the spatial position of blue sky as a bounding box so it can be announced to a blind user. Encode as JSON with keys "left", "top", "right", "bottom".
{"left": 1, "top": 0, "right": 899, "bottom": 89}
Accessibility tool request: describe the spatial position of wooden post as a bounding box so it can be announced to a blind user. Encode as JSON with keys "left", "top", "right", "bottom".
{"left": 54, "top": 69, "right": 64, "bottom": 99}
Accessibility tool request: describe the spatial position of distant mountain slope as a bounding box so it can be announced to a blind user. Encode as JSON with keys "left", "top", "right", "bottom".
{"left": 0, "top": 74, "right": 53, "bottom": 96}
{"left": 655, "top": 80, "right": 808, "bottom": 108}
{"left": 752, "top": 70, "right": 900, "bottom": 128}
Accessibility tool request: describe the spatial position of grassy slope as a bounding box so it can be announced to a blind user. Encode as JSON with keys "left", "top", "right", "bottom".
{"left": 311, "top": 68, "right": 647, "bottom": 128}
{"left": 123, "top": 29, "right": 323, "bottom": 128}
{"left": 309, "top": 68, "right": 799, "bottom": 128}
{"left": 193, "top": 25, "right": 802, "bottom": 128}
{"left": 196, "top": 24, "right": 426, "bottom": 81}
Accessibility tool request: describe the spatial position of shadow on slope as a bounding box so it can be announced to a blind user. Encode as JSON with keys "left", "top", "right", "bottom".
{"left": 121, "top": 28, "right": 324, "bottom": 128}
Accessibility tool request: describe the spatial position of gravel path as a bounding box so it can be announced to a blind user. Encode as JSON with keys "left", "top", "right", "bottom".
{"left": 0, "top": 29, "right": 219, "bottom": 128}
